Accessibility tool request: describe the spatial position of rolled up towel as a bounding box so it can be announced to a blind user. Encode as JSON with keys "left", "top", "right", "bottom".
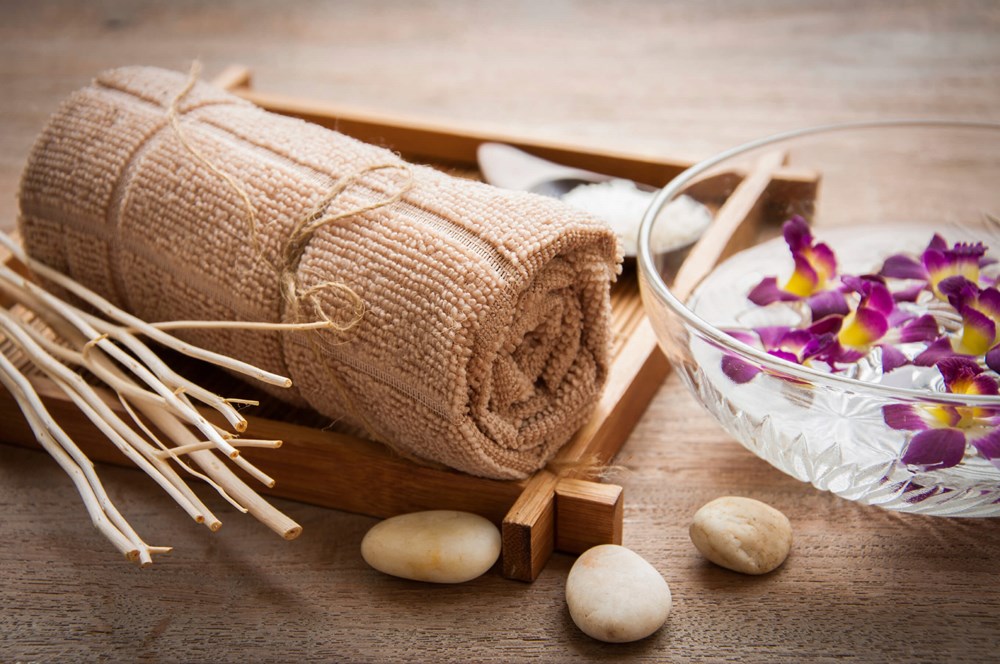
{"left": 17, "top": 66, "right": 620, "bottom": 480}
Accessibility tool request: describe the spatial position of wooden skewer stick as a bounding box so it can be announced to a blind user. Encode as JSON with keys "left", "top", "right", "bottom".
{"left": 11, "top": 296, "right": 276, "bottom": 517}
{"left": 0, "top": 257, "right": 301, "bottom": 549}
{"left": 153, "top": 439, "right": 282, "bottom": 459}
{"left": 114, "top": 395, "right": 239, "bottom": 522}
{"left": 3, "top": 232, "right": 315, "bottom": 489}
{"left": 81, "top": 311, "right": 249, "bottom": 433}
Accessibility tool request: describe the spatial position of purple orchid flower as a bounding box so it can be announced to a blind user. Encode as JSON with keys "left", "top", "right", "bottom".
{"left": 747, "top": 216, "right": 849, "bottom": 319}
{"left": 884, "top": 357, "right": 1000, "bottom": 471}
{"left": 817, "top": 276, "right": 938, "bottom": 371}
{"left": 721, "top": 322, "right": 837, "bottom": 384}
{"left": 913, "top": 277, "right": 1000, "bottom": 371}
{"left": 728, "top": 221, "right": 999, "bottom": 476}
{"left": 879, "top": 234, "right": 990, "bottom": 300}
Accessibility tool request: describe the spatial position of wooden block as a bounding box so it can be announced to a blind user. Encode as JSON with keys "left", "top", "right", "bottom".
{"left": 554, "top": 478, "right": 623, "bottom": 554}
{"left": 502, "top": 470, "right": 558, "bottom": 582}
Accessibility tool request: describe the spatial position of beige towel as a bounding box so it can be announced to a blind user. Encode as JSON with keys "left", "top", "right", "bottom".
{"left": 17, "top": 66, "right": 620, "bottom": 480}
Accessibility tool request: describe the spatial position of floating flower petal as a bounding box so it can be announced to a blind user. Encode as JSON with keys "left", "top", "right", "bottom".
{"left": 900, "top": 428, "right": 968, "bottom": 471}
{"left": 721, "top": 355, "right": 762, "bottom": 384}
{"left": 938, "top": 356, "right": 999, "bottom": 396}
{"left": 748, "top": 277, "right": 799, "bottom": 306}
{"left": 806, "top": 289, "right": 850, "bottom": 320}
{"left": 955, "top": 306, "right": 997, "bottom": 356}
{"left": 972, "top": 429, "right": 1000, "bottom": 470}
{"left": 913, "top": 336, "right": 964, "bottom": 367}
{"left": 838, "top": 307, "right": 889, "bottom": 350}
{"left": 897, "top": 314, "right": 939, "bottom": 344}
{"left": 880, "top": 253, "right": 926, "bottom": 280}
{"left": 880, "top": 235, "right": 990, "bottom": 300}
{"left": 879, "top": 344, "right": 909, "bottom": 373}
{"left": 883, "top": 403, "right": 927, "bottom": 431}
{"left": 987, "top": 345, "right": 1000, "bottom": 373}
{"left": 842, "top": 275, "right": 894, "bottom": 316}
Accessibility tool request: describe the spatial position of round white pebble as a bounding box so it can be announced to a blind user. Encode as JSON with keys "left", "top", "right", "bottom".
{"left": 566, "top": 544, "right": 672, "bottom": 643}
{"left": 360, "top": 510, "right": 501, "bottom": 583}
{"left": 689, "top": 496, "right": 792, "bottom": 575}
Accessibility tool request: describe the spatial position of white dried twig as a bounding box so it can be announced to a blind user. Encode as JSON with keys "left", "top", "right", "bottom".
{"left": 0, "top": 230, "right": 306, "bottom": 564}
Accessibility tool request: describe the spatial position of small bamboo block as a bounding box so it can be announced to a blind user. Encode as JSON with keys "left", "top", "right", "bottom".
{"left": 0, "top": 66, "right": 821, "bottom": 581}
{"left": 501, "top": 470, "right": 559, "bottom": 581}
{"left": 502, "top": 477, "right": 623, "bottom": 581}
{"left": 554, "top": 478, "right": 623, "bottom": 554}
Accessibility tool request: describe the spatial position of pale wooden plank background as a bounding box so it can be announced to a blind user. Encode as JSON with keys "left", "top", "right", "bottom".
{"left": 1, "top": 1, "right": 999, "bottom": 661}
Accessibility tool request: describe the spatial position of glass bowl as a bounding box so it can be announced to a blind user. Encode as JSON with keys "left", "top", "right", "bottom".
{"left": 637, "top": 120, "right": 1000, "bottom": 517}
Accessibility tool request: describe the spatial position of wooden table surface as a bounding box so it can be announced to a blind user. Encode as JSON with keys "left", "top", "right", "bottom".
{"left": 2, "top": 1, "right": 1000, "bottom": 661}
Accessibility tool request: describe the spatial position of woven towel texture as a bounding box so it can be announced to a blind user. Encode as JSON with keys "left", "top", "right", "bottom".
{"left": 17, "top": 66, "right": 620, "bottom": 479}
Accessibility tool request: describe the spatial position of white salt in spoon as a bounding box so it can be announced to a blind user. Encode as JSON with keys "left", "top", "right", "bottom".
{"left": 477, "top": 143, "right": 710, "bottom": 258}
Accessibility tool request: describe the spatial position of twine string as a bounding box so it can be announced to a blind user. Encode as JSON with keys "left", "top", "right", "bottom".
{"left": 278, "top": 162, "right": 414, "bottom": 329}
{"left": 165, "top": 62, "right": 263, "bottom": 256}
{"left": 164, "top": 63, "right": 414, "bottom": 443}
{"left": 166, "top": 62, "right": 413, "bottom": 333}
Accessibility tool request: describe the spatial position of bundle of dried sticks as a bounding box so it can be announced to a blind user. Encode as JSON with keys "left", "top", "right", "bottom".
{"left": 0, "top": 231, "right": 304, "bottom": 565}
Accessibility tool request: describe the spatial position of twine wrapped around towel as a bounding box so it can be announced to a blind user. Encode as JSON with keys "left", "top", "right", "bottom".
{"left": 17, "top": 66, "right": 620, "bottom": 480}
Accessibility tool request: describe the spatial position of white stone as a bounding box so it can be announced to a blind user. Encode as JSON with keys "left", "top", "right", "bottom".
{"left": 360, "top": 510, "right": 501, "bottom": 584}
{"left": 689, "top": 496, "right": 792, "bottom": 575}
{"left": 565, "top": 544, "right": 672, "bottom": 643}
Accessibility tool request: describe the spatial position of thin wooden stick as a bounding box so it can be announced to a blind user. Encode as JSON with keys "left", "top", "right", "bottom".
{"left": 0, "top": 233, "right": 292, "bottom": 388}
{"left": 155, "top": 439, "right": 282, "bottom": 458}
{"left": 0, "top": 232, "right": 303, "bottom": 559}
{"left": 232, "top": 454, "right": 277, "bottom": 488}
{"left": 0, "top": 351, "right": 151, "bottom": 563}
{"left": 115, "top": 395, "right": 237, "bottom": 522}
{"left": 1, "top": 242, "right": 289, "bottom": 486}
{"left": 0, "top": 264, "right": 240, "bottom": 459}
{"left": 27, "top": 315, "right": 251, "bottom": 518}
{"left": 147, "top": 319, "right": 338, "bottom": 332}
{"left": 0, "top": 308, "right": 213, "bottom": 526}
{"left": 172, "top": 389, "right": 277, "bottom": 489}
{"left": 23, "top": 319, "right": 240, "bottom": 524}
{"left": 7, "top": 316, "right": 173, "bottom": 411}
{"left": 82, "top": 311, "right": 249, "bottom": 433}
{"left": 54, "top": 376, "right": 218, "bottom": 527}
{"left": 139, "top": 405, "right": 302, "bottom": 539}
{"left": 1, "top": 298, "right": 214, "bottom": 529}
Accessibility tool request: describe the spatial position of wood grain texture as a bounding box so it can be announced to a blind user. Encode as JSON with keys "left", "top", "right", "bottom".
{"left": 2, "top": 1, "right": 1000, "bottom": 662}
{"left": 554, "top": 478, "right": 624, "bottom": 554}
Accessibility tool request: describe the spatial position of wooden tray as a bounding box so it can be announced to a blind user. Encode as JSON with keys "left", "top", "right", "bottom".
{"left": 0, "top": 66, "right": 819, "bottom": 580}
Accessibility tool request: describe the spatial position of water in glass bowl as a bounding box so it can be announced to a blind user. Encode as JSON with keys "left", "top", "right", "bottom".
{"left": 681, "top": 221, "right": 1000, "bottom": 516}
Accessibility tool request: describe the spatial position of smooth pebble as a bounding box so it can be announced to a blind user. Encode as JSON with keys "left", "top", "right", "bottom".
{"left": 689, "top": 496, "right": 792, "bottom": 575}
{"left": 565, "top": 544, "right": 672, "bottom": 643}
{"left": 360, "top": 510, "right": 501, "bottom": 583}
